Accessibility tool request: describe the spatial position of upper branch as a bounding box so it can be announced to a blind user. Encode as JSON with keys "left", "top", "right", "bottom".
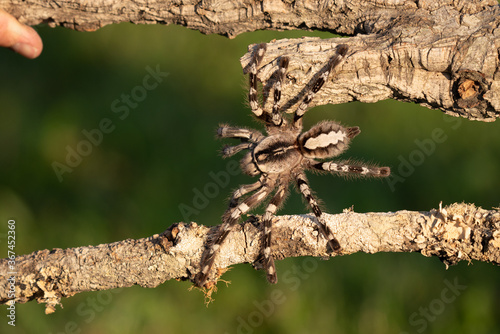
{"left": 1, "top": 203, "right": 499, "bottom": 313}
{"left": 0, "top": 0, "right": 497, "bottom": 36}
{"left": 240, "top": 3, "right": 500, "bottom": 122}
{"left": 3, "top": 0, "right": 500, "bottom": 119}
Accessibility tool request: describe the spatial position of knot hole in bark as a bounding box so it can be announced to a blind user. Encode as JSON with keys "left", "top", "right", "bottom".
{"left": 452, "top": 70, "right": 488, "bottom": 110}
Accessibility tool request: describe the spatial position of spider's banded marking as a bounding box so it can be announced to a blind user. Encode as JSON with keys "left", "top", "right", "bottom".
{"left": 271, "top": 57, "right": 289, "bottom": 126}
{"left": 295, "top": 175, "right": 319, "bottom": 215}
{"left": 293, "top": 45, "right": 348, "bottom": 129}
{"left": 299, "top": 122, "right": 358, "bottom": 159}
{"left": 218, "top": 126, "right": 263, "bottom": 143}
{"left": 267, "top": 203, "right": 277, "bottom": 212}
{"left": 222, "top": 143, "right": 251, "bottom": 157}
{"left": 261, "top": 182, "right": 288, "bottom": 284}
{"left": 210, "top": 244, "right": 220, "bottom": 253}
{"left": 302, "top": 129, "right": 347, "bottom": 150}
{"left": 230, "top": 180, "right": 263, "bottom": 207}
{"left": 195, "top": 43, "right": 390, "bottom": 288}
{"left": 313, "top": 161, "right": 391, "bottom": 177}
{"left": 195, "top": 180, "right": 273, "bottom": 287}
{"left": 296, "top": 172, "right": 341, "bottom": 251}
{"left": 263, "top": 245, "right": 271, "bottom": 256}
{"left": 248, "top": 43, "right": 267, "bottom": 119}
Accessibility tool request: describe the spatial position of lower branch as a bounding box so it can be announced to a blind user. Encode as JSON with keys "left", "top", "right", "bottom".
{"left": 1, "top": 203, "right": 499, "bottom": 313}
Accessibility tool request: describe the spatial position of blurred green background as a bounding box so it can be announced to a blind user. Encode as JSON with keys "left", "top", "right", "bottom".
{"left": 0, "top": 22, "right": 499, "bottom": 334}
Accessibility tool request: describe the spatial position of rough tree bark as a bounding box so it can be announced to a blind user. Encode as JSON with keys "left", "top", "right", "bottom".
{"left": 2, "top": 0, "right": 500, "bottom": 120}
{"left": 1, "top": 0, "right": 499, "bottom": 313}
{"left": 1, "top": 203, "right": 499, "bottom": 313}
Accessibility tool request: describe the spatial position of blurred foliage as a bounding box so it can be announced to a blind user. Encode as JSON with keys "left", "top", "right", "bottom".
{"left": 0, "top": 22, "right": 499, "bottom": 334}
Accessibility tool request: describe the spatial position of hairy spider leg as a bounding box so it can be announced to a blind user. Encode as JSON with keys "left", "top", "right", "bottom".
{"left": 248, "top": 43, "right": 268, "bottom": 121}
{"left": 195, "top": 179, "right": 275, "bottom": 287}
{"left": 311, "top": 161, "right": 391, "bottom": 178}
{"left": 294, "top": 171, "right": 341, "bottom": 252}
{"left": 218, "top": 125, "right": 264, "bottom": 142}
{"left": 222, "top": 143, "right": 252, "bottom": 157}
{"left": 270, "top": 57, "right": 290, "bottom": 127}
{"left": 261, "top": 181, "right": 289, "bottom": 284}
{"left": 228, "top": 179, "right": 263, "bottom": 208}
{"left": 217, "top": 125, "right": 264, "bottom": 157}
{"left": 293, "top": 45, "right": 349, "bottom": 130}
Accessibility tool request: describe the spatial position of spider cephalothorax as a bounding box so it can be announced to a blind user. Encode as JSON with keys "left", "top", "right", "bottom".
{"left": 195, "top": 43, "right": 390, "bottom": 287}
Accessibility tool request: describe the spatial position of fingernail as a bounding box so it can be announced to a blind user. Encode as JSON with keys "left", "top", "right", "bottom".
{"left": 11, "top": 42, "right": 38, "bottom": 59}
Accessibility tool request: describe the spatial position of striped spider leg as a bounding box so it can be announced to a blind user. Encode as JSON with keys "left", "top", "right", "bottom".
{"left": 194, "top": 43, "right": 390, "bottom": 288}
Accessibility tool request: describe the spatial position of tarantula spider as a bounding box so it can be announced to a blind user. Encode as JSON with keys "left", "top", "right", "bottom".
{"left": 194, "top": 43, "right": 390, "bottom": 287}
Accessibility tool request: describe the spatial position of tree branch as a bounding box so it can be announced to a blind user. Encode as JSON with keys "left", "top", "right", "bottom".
{"left": 1, "top": 203, "right": 499, "bottom": 313}
{"left": 4, "top": 0, "right": 499, "bottom": 119}
{"left": 1, "top": 0, "right": 496, "bottom": 35}
{"left": 241, "top": 8, "right": 500, "bottom": 122}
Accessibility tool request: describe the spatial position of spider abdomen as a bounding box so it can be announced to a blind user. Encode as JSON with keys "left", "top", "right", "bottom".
{"left": 252, "top": 134, "right": 302, "bottom": 174}
{"left": 298, "top": 121, "right": 360, "bottom": 159}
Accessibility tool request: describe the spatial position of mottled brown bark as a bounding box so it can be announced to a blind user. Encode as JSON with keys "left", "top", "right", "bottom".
{"left": 240, "top": 2, "right": 500, "bottom": 122}
{"left": 0, "top": 0, "right": 496, "bottom": 36}
{"left": 1, "top": 203, "right": 499, "bottom": 313}
{"left": 2, "top": 0, "right": 499, "bottom": 119}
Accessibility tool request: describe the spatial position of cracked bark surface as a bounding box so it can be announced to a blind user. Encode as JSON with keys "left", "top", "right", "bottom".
{"left": 2, "top": 0, "right": 500, "bottom": 120}
{"left": 1, "top": 203, "right": 499, "bottom": 313}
